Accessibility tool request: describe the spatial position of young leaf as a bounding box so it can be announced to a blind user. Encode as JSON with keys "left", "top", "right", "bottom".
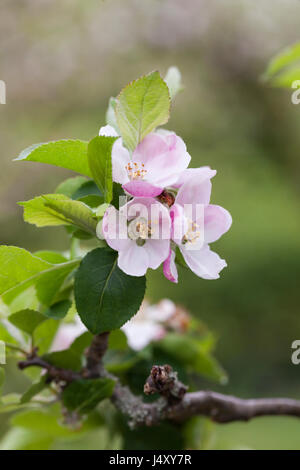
{"left": 74, "top": 248, "right": 146, "bottom": 334}
{"left": 264, "top": 42, "right": 300, "bottom": 79}
{"left": 106, "top": 97, "right": 120, "bottom": 134}
{"left": 0, "top": 246, "right": 80, "bottom": 306}
{"left": 42, "top": 330, "right": 93, "bottom": 372}
{"left": 72, "top": 180, "right": 103, "bottom": 201}
{"left": 87, "top": 136, "right": 117, "bottom": 203}
{"left": 108, "top": 330, "right": 128, "bottom": 351}
{"left": 11, "top": 406, "right": 77, "bottom": 437}
{"left": 9, "top": 310, "right": 46, "bottom": 335}
{"left": 33, "top": 319, "right": 60, "bottom": 355}
{"left": 34, "top": 251, "right": 68, "bottom": 264}
{"left": 70, "top": 331, "right": 93, "bottom": 357}
{"left": 19, "top": 194, "right": 97, "bottom": 235}
{"left": 42, "top": 350, "right": 82, "bottom": 372}
{"left": 157, "top": 333, "right": 227, "bottom": 384}
{"left": 55, "top": 176, "right": 88, "bottom": 198}
{"left": 20, "top": 376, "right": 47, "bottom": 404}
{"left": 0, "top": 322, "right": 18, "bottom": 345}
{"left": 15, "top": 140, "right": 91, "bottom": 177}
{"left": 164, "top": 66, "right": 183, "bottom": 100}
{"left": 116, "top": 71, "right": 170, "bottom": 151}
{"left": 62, "top": 378, "right": 115, "bottom": 414}
{"left": 267, "top": 65, "right": 300, "bottom": 88}
{"left": 44, "top": 300, "right": 72, "bottom": 320}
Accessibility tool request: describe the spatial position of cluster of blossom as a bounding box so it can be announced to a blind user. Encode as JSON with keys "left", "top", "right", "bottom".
{"left": 51, "top": 299, "right": 190, "bottom": 352}
{"left": 100, "top": 125, "right": 232, "bottom": 282}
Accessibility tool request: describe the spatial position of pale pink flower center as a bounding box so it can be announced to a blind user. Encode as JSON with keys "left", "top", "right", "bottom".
{"left": 182, "top": 218, "right": 201, "bottom": 245}
{"left": 128, "top": 216, "right": 153, "bottom": 244}
{"left": 125, "top": 161, "right": 148, "bottom": 180}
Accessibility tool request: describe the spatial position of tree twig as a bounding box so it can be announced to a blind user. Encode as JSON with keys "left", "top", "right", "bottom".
{"left": 18, "top": 356, "right": 81, "bottom": 383}
{"left": 17, "top": 339, "right": 300, "bottom": 428}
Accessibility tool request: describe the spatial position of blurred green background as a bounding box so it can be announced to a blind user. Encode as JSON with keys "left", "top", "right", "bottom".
{"left": 1, "top": 0, "right": 300, "bottom": 449}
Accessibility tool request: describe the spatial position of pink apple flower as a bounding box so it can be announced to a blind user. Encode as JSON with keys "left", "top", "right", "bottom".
{"left": 102, "top": 197, "right": 171, "bottom": 276}
{"left": 163, "top": 167, "right": 232, "bottom": 282}
{"left": 99, "top": 125, "right": 191, "bottom": 198}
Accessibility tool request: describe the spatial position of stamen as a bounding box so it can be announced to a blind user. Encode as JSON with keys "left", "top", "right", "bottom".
{"left": 182, "top": 219, "right": 201, "bottom": 245}
{"left": 128, "top": 217, "right": 152, "bottom": 242}
{"left": 125, "top": 162, "right": 148, "bottom": 180}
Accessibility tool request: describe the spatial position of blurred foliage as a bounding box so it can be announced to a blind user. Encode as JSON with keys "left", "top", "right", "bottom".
{"left": 1, "top": 0, "right": 300, "bottom": 449}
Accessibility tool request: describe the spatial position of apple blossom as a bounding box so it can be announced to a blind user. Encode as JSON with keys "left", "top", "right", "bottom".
{"left": 99, "top": 125, "right": 191, "bottom": 197}
{"left": 122, "top": 299, "right": 190, "bottom": 351}
{"left": 102, "top": 197, "right": 171, "bottom": 276}
{"left": 163, "top": 167, "right": 232, "bottom": 282}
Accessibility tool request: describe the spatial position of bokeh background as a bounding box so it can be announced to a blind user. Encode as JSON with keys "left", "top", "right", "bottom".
{"left": 1, "top": 0, "right": 300, "bottom": 449}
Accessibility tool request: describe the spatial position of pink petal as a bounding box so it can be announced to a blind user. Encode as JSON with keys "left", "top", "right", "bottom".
{"left": 170, "top": 203, "right": 188, "bottom": 244}
{"left": 175, "top": 171, "right": 215, "bottom": 207}
{"left": 133, "top": 133, "right": 191, "bottom": 188}
{"left": 102, "top": 206, "right": 131, "bottom": 251}
{"left": 204, "top": 205, "right": 232, "bottom": 243}
{"left": 144, "top": 239, "right": 170, "bottom": 270}
{"left": 123, "top": 180, "right": 163, "bottom": 197}
{"left": 118, "top": 243, "right": 150, "bottom": 276}
{"left": 163, "top": 249, "right": 178, "bottom": 283}
{"left": 122, "top": 321, "right": 165, "bottom": 351}
{"left": 181, "top": 244, "right": 227, "bottom": 280}
{"left": 111, "top": 138, "right": 131, "bottom": 185}
{"left": 173, "top": 167, "right": 216, "bottom": 188}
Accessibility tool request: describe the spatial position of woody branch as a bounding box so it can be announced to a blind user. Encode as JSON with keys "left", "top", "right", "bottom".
{"left": 18, "top": 334, "right": 300, "bottom": 428}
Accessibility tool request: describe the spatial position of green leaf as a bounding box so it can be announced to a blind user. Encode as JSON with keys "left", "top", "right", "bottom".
{"left": 19, "top": 194, "right": 97, "bottom": 235}
{"left": 106, "top": 97, "right": 120, "bottom": 133}
{"left": 42, "top": 349, "right": 82, "bottom": 372}
{"left": 74, "top": 248, "right": 146, "bottom": 334}
{"left": 15, "top": 140, "right": 91, "bottom": 177}
{"left": 267, "top": 65, "right": 300, "bottom": 88}
{"left": 0, "top": 246, "right": 80, "bottom": 307}
{"left": 116, "top": 71, "right": 170, "bottom": 151}
{"left": 0, "top": 322, "right": 18, "bottom": 345}
{"left": 111, "top": 183, "right": 126, "bottom": 209}
{"left": 263, "top": 42, "right": 300, "bottom": 88}
{"left": 0, "top": 246, "right": 50, "bottom": 295}
{"left": 0, "top": 428, "right": 54, "bottom": 450}
{"left": 33, "top": 319, "right": 60, "bottom": 354}
{"left": 158, "top": 333, "right": 227, "bottom": 384}
{"left": 34, "top": 251, "right": 68, "bottom": 264}
{"left": 0, "top": 394, "right": 34, "bottom": 415}
{"left": 70, "top": 331, "right": 93, "bottom": 356}
{"left": 62, "top": 378, "right": 115, "bottom": 414}
{"left": 72, "top": 180, "right": 103, "bottom": 201}
{"left": 42, "top": 330, "right": 92, "bottom": 372}
{"left": 87, "top": 136, "right": 117, "bottom": 203}
{"left": 55, "top": 176, "right": 88, "bottom": 198}
{"left": 20, "top": 376, "right": 47, "bottom": 404}
{"left": 164, "top": 66, "right": 183, "bottom": 100}
{"left": 264, "top": 42, "right": 300, "bottom": 79}
{"left": 9, "top": 310, "right": 46, "bottom": 335}
{"left": 44, "top": 300, "right": 72, "bottom": 320}
{"left": 108, "top": 329, "right": 128, "bottom": 351}
{"left": 11, "top": 406, "right": 77, "bottom": 437}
